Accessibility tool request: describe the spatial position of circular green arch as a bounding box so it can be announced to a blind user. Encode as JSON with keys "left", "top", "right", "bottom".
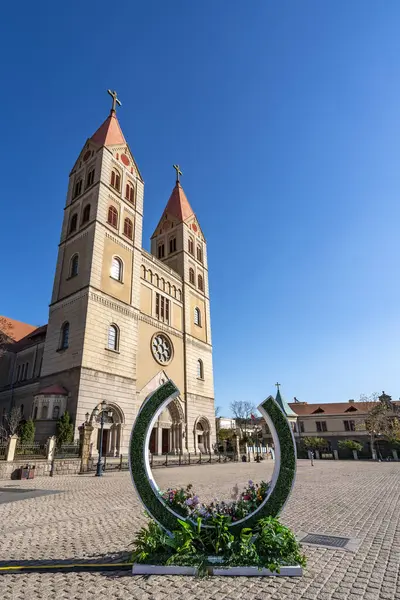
{"left": 129, "top": 380, "right": 296, "bottom": 534}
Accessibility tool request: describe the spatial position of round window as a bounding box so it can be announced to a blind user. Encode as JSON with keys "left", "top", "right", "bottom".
{"left": 151, "top": 334, "right": 173, "bottom": 365}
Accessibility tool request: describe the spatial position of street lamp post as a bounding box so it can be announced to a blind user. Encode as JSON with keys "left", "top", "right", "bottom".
{"left": 94, "top": 401, "right": 112, "bottom": 477}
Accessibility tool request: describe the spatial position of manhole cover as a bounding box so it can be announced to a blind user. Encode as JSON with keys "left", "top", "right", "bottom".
{"left": 301, "top": 534, "right": 350, "bottom": 548}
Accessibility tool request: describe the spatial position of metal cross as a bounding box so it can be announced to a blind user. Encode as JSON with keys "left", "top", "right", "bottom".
{"left": 107, "top": 89, "right": 122, "bottom": 113}
{"left": 275, "top": 382, "right": 281, "bottom": 391}
{"left": 173, "top": 164, "right": 182, "bottom": 182}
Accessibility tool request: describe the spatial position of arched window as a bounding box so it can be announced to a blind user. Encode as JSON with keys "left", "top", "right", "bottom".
{"left": 197, "top": 246, "right": 203, "bottom": 262}
{"left": 108, "top": 324, "right": 119, "bottom": 351}
{"left": 69, "top": 213, "right": 78, "bottom": 234}
{"left": 125, "top": 182, "right": 134, "bottom": 203}
{"left": 110, "top": 168, "right": 121, "bottom": 191}
{"left": 194, "top": 307, "right": 201, "bottom": 326}
{"left": 111, "top": 257, "right": 123, "bottom": 281}
{"left": 20, "top": 404, "right": 24, "bottom": 417}
{"left": 86, "top": 168, "right": 95, "bottom": 188}
{"left": 42, "top": 405, "right": 49, "bottom": 419}
{"left": 188, "top": 238, "right": 194, "bottom": 255}
{"left": 70, "top": 254, "right": 79, "bottom": 277}
{"left": 123, "top": 217, "right": 133, "bottom": 239}
{"left": 60, "top": 322, "right": 70, "bottom": 349}
{"left": 33, "top": 406, "right": 38, "bottom": 420}
{"left": 197, "top": 359, "right": 204, "bottom": 379}
{"left": 169, "top": 237, "right": 177, "bottom": 253}
{"left": 52, "top": 406, "right": 60, "bottom": 420}
{"left": 198, "top": 274, "right": 204, "bottom": 291}
{"left": 141, "top": 265, "right": 146, "bottom": 279}
{"left": 189, "top": 268, "right": 195, "bottom": 284}
{"left": 73, "top": 178, "right": 82, "bottom": 198}
{"left": 107, "top": 206, "right": 118, "bottom": 228}
{"left": 82, "top": 204, "right": 91, "bottom": 224}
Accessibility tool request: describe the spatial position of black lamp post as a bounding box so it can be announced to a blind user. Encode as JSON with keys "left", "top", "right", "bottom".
{"left": 94, "top": 401, "right": 112, "bottom": 477}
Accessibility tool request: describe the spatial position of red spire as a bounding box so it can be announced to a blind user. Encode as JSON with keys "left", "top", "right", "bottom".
{"left": 90, "top": 111, "right": 126, "bottom": 147}
{"left": 164, "top": 181, "right": 194, "bottom": 222}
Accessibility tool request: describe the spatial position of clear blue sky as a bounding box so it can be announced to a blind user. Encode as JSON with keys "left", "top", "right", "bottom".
{"left": 1, "top": 2, "right": 399, "bottom": 412}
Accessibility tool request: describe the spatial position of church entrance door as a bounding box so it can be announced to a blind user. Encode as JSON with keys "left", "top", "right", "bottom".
{"left": 162, "top": 429, "right": 169, "bottom": 454}
{"left": 149, "top": 429, "right": 156, "bottom": 454}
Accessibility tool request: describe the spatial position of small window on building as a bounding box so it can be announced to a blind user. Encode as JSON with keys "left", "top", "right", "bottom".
{"left": 188, "top": 238, "right": 194, "bottom": 255}
{"left": 316, "top": 421, "right": 327, "bottom": 432}
{"left": 123, "top": 217, "right": 133, "bottom": 239}
{"left": 73, "top": 178, "right": 82, "bottom": 198}
{"left": 197, "top": 359, "right": 204, "bottom": 379}
{"left": 60, "top": 322, "right": 70, "bottom": 350}
{"left": 291, "top": 421, "right": 297, "bottom": 433}
{"left": 110, "top": 257, "right": 123, "bottom": 281}
{"left": 198, "top": 274, "right": 204, "bottom": 291}
{"left": 125, "top": 182, "right": 134, "bottom": 203}
{"left": 344, "top": 420, "right": 356, "bottom": 432}
{"left": 33, "top": 406, "right": 38, "bottom": 420}
{"left": 155, "top": 293, "right": 170, "bottom": 324}
{"left": 197, "top": 246, "right": 202, "bottom": 262}
{"left": 194, "top": 307, "right": 201, "bottom": 326}
{"left": 82, "top": 204, "right": 91, "bottom": 224}
{"left": 107, "top": 206, "right": 118, "bottom": 228}
{"left": 169, "top": 237, "right": 177, "bottom": 253}
{"left": 42, "top": 405, "right": 49, "bottom": 419}
{"left": 189, "top": 268, "right": 195, "bottom": 284}
{"left": 86, "top": 168, "right": 95, "bottom": 188}
{"left": 20, "top": 404, "right": 24, "bottom": 417}
{"left": 70, "top": 254, "right": 79, "bottom": 277}
{"left": 69, "top": 213, "right": 78, "bottom": 234}
{"left": 107, "top": 324, "right": 119, "bottom": 351}
{"left": 158, "top": 244, "right": 165, "bottom": 259}
{"left": 110, "top": 168, "right": 121, "bottom": 191}
{"left": 52, "top": 406, "right": 60, "bottom": 420}
{"left": 299, "top": 420, "right": 304, "bottom": 433}
{"left": 16, "top": 364, "right": 21, "bottom": 382}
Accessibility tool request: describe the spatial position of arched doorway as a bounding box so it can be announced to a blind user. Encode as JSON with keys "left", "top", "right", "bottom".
{"left": 150, "top": 398, "right": 184, "bottom": 455}
{"left": 194, "top": 416, "right": 211, "bottom": 453}
{"left": 90, "top": 403, "right": 125, "bottom": 457}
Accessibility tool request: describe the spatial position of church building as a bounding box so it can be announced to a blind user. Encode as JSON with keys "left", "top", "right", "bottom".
{"left": 0, "top": 91, "right": 216, "bottom": 456}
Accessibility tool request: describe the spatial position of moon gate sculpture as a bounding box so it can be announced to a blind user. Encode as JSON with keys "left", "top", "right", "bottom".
{"left": 129, "top": 380, "right": 296, "bottom": 534}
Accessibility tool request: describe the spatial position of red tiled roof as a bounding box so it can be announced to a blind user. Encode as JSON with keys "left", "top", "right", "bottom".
{"left": 38, "top": 385, "right": 68, "bottom": 396}
{"left": 289, "top": 401, "right": 400, "bottom": 415}
{"left": 0, "top": 316, "right": 38, "bottom": 342}
{"left": 163, "top": 182, "right": 194, "bottom": 222}
{"left": 90, "top": 111, "right": 126, "bottom": 147}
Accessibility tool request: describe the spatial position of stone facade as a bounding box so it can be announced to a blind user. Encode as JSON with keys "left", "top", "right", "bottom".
{"left": 0, "top": 96, "right": 216, "bottom": 456}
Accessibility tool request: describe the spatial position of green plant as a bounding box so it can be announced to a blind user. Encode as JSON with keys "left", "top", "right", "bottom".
{"left": 301, "top": 437, "right": 327, "bottom": 451}
{"left": 254, "top": 517, "right": 307, "bottom": 572}
{"left": 56, "top": 411, "right": 74, "bottom": 446}
{"left": 338, "top": 440, "right": 363, "bottom": 452}
{"left": 19, "top": 419, "right": 35, "bottom": 443}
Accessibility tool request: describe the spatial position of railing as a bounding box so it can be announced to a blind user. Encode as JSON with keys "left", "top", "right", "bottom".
{"left": 0, "top": 443, "right": 7, "bottom": 460}
{"left": 55, "top": 442, "right": 81, "bottom": 459}
{"left": 15, "top": 442, "right": 47, "bottom": 458}
{"left": 150, "top": 451, "right": 241, "bottom": 468}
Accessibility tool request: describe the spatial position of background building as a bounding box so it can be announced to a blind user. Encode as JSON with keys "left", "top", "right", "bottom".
{"left": 0, "top": 93, "right": 216, "bottom": 456}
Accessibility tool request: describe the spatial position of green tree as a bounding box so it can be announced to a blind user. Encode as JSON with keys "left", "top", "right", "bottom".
{"left": 338, "top": 440, "right": 363, "bottom": 452}
{"left": 217, "top": 428, "right": 235, "bottom": 441}
{"left": 19, "top": 419, "right": 35, "bottom": 443}
{"left": 301, "top": 436, "right": 327, "bottom": 451}
{"left": 56, "top": 411, "right": 74, "bottom": 446}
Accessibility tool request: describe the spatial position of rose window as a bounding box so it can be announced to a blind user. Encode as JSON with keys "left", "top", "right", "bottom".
{"left": 152, "top": 334, "right": 172, "bottom": 364}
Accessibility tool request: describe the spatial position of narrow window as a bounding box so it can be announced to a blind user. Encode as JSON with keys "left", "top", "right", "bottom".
{"left": 158, "top": 244, "right": 165, "bottom": 259}
{"left": 189, "top": 268, "right": 195, "bottom": 284}
{"left": 42, "top": 405, "right": 49, "bottom": 419}
{"left": 111, "top": 257, "right": 123, "bottom": 281}
{"left": 194, "top": 307, "right": 201, "bottom": 326}
{"left": 107, "top": 206, "right": 118, "bottom": 228}
{"left": 110, "top": 169, "right": 121, "bottom": 191}
{"left": 344, "top": 420, "right": 349, "bottom": 431}
{"left": 198, "top": 274, "right": 204, "bottom": 291}
{"left": 155, "top": 293, "right": 170, "bottom": 323}
{"left": 197, "top": 246, "right": 202, "bottom": 262}
{"left": 16, "top": 364, "right": 21, "bottom": 382}
{"left": 86, "top": 169, "right": 95, "bottom": 187}
{"left": 299, "top": 420, "right": 304, "bottom": 433}
{"left": 125, "top": 182, "right": 134, "bottom": 203}
{"left": 60, "top": 322, "right": 70, "bottom": 350}
{"left": 108, "top": 324, "right": 119, "bottom": 351}
{"left": 74, "top": 178, "right": 82, "bottom": 198}
{"left": 123, "top": 217, "right": 133, "bottom": 239}
{"left": 52, "top": 406, "right": 60, "bottom": 419}
{"left": 129, "top": 185, "right": 134, "bottom": 203}
{"left": 20, "top": 404, "right": 24, "bottom": 417}
{"left": 169, "top": 237, "right": 177, "bottom": 253}
{"left": 33, "top": 406, "right": 38, "bottom": 420}
{"left": 70, "top": 254, "right": 79, "bottom": 277}
{"left": 188, "top": 238, "right": 194, "bottom": 254}
{"left": 82, "top": 204, "right": 91, "bottom": 224}
{"left": 197, "top": 359, "right": 204, "bottom": 379}
{"left": 69, "top": 213, "right": 78, "bottom": 234}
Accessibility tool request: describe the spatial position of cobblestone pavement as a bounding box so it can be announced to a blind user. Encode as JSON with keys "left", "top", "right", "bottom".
{"left": 0, "top": 461, "right": 399, "bottom": 599}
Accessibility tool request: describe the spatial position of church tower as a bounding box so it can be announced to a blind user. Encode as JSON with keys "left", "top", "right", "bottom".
{"left": 40, "top": 91, "right": 144, "bottom": 451}
{"left": 150, "top": 166, "right": 215, "bottom": 453}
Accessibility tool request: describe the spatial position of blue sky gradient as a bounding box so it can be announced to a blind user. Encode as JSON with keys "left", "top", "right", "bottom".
{"left": 1, "top": 2, "right": 399, "bottom": 411}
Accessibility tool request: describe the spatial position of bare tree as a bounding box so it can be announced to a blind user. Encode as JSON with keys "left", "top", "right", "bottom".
{"left": 0, "top": 316, "right": 14, "bottom": 358}
{"left": 357, "top": 392, "right": 400, "bottom": 456}
{"left": 229, "top": 400, "right": 256, "bottom": 437}
{"left": 0, "top": 406, "right": 22, "bottom": 441}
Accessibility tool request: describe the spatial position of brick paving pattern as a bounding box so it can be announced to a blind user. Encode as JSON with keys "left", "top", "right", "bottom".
{"left": 0, "top": 461, "right": 399, "bottom": 599}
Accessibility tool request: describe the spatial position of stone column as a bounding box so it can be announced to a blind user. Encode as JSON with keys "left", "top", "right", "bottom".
{"left": 352, "top": 450, "right": 358, "bottom": 460}
{"left": 157, "top": 426, "right": 163, "bottom": 456}
{"left": 6, "top": 434, "right": 18, "bottom": 462}
{"left": 174, "top": 424, "right": 179, "bottom": 454}
{"left": 333, "top": 449, "right": 339, "bottom": 460}
{"left": 79, "top": 424, "right": 94, "bottom": 473}
{"left": 178, "top": 423, "right": 183, "bottom": 453}
{"left": 392, "top": 449, "right": 398, "bottom": 461}
{"left": 47, "top": 436, "right": 57, "bottom": 462}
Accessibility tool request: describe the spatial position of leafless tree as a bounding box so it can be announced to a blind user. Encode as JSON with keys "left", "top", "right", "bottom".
{"left": 0, "top": 316, "right": 13, "bottom": 358}
{"left": 357, "top": 392, "right": 400, "bottom": 456}
{"left": 0, "top": 406, "right": 22, "bottom": 442}
{"left": 229, "top": 400, "right": 256, "bottom": 437}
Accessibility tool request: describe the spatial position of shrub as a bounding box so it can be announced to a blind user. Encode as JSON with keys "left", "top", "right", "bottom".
{"left": 19, "top": 419, "right": 35, "bottom": 443}
{"left": 338, "top": 440, "right": 363, "bottom": 452}
{"left": 301, "top": 436, "right": 327, "bottom": 450}
{"left": 56, "top": 411, "right": 74, "bottom": 446}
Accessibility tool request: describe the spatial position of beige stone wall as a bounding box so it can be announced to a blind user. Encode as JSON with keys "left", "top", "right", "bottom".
{"left": 298, "top": 413, "right": 367, "bottom": 437}
{"left": 57, "top": 229, "right": 95, "bottom": 300}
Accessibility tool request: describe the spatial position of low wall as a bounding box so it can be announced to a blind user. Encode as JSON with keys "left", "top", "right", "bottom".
{"left": 0, "top": 458, "right": 81, "bottom": 480}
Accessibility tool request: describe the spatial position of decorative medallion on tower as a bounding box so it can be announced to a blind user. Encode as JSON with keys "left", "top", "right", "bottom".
{"left": 151, "top": 333, "right": 173, "bottom": 365}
